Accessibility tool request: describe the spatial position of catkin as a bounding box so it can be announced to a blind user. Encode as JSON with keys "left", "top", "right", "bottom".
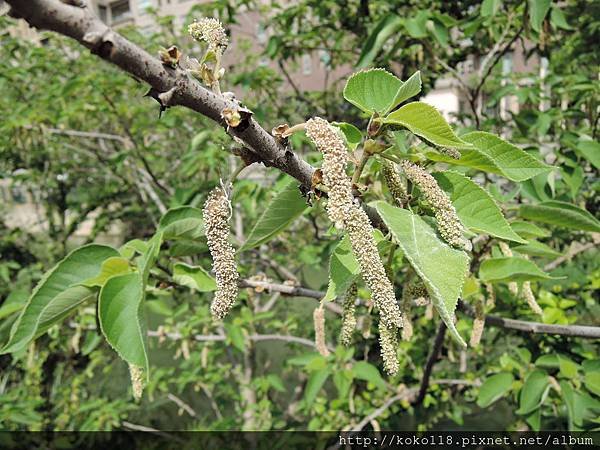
{"left": 498, "top": 242, "right": 519, "bottom": 296}
{"left": 522, "top": 281, "right": 543, "bottom": 315}
{"left": 340, "top": 283, "right": 357, "bottom": 346}
{"left": 203, "top": 186, "right": 239, "bottom": 320}
{"left": 484, "top": 283, "right": 496, "bottom": 309}
{"left": 305, "top": 118, "right": 403, "bottom": 329}
{"left": 379, "top": 321, "right": 399, "bottom": 376}
{"left": 188, "top": 17, "right": 229, "bottom": 50}
{"left": 469, "top": 296, "right": 485, "bottom": 347}
{"left": 399, "top": 160, "right": 470, "bottom": 251}
{"left": 313, "top": 305, "right": 330, "bottom": 357}
{"left": 128, "top": 364, "right": 144, "bottom": 401}
{"left": 382, "top": 160, "right": 408, "bottom": 207}
{"left": 400, "top": 281, "right": 428, "bottom": 341}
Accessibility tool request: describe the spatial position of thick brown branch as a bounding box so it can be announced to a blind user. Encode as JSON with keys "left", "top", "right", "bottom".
{"left": 7, "top": 0, "right": 315, "bottom": 188}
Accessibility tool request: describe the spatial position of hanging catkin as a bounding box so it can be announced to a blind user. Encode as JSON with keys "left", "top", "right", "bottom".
{"left": 313, "top": 305, "right": 330, "bottom": 357}
{"left": 305, "top": 118, "right": 403, "bottom": 329}
{"left": 203, "top": 185, "right": 239, "bottom": 320}
{"left": 469, "top": 296, "right": 485, "bottom": 347}
{"left": 340, "top": 283, "right": 357, "bottom": 346}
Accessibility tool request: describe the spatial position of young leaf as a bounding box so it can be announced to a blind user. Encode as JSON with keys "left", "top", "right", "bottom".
{"left": 479, "top": 257, "right": 560, "bottom": 283}
{"left": 374, "top": 202, "right": 469, "bottom": 346}
{"left": 512, "top": 240, "right": 561, "bottom": 258}
{"left": 241, "top": 180, "right": 308, "bottom": 250}
{"left": 1, "top": 244, "right": 119, "bottom": 354}
{"left": 426, "top": 132, "right": 553, "bottom": 182}
{"left": 323, "top": 235, "right": 360, "bottom": 301}
{"left": 383, "top": 102, "right": 472, "bottom": 149}
{"left": 303, "top": 368, "right": 330, "bottom": 407}
{"left": 519, "top": 201, "right": 600, "bottom": 233}
{"left": 99, "top": 272, "right": 149, "bottom": 374}
{"left": 158, "top": 206, "right": 205, "bottom": 241}
{"left": 387, "top": 71, "right": 422, "bottom": 113}
{"left": 172, "top": 262, "right": 217, "bottom": 292}
{"left": 433, "top": 171, "right": 526, "bottom": 243}
{"left": 528, "top": 0, "right": 551, "bottom": 32}
{"left": 80, "top": 257, "right": 132, "bottom": 287}
{"left": 333, "top": 122, "right": 362, "bottom": 150}
{"left": 510, "top": 221, "right": 551, "bottom": 239}
{"left": 351, "top": 361, "right": 387, "bottom": 390}
{"left": 343, "top": 69, "right": 404, "bottom": 115}
{"left": 516, "top": 370, "right": 550, "bottom": 415}
{"left": 356, "top": 15, "right": 403, "bottom": 68}
{"left": 477, "top": 372, "right": 514, "bottom": 408}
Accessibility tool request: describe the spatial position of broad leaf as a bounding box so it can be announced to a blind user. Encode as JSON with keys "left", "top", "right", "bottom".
{"left": 375, "top": 202, "right": 469, "bottom": 346}
{"left": 333, "top": 122, "right": 362, "bottom": 150}
{"left": 583, "top": 360, "right": 600, "bottom": 397}
{"left": 388, "top": 71, "right": 422, "bottom": 112}
{"left": 357, "top": 15, "right": 403, "bottom": 68}
{"left": 1, "top": 244, "right": 119, "bottom": 354}
{"left": 512, "top": 240, "right": 561, "bottom": 258}
{"left": 477, "top": 372, "right": 514, "bottom": 407}
{"left": 323, "top": 235, "right": 360, "bottom": 301}
{"left": 479, "top": 257, "right": 559, "bottom": 283}
{"left": 433, "top": 171, "right": 526, "bottom": 243}
{"left": 158, "top": 206, "right": 204, "bottom": 241}
{"left": 81, "top": 257, "right": 131, "bottom": 287}
{"left": 304, "top": 368, "right": 330, "bottom": 407}
{"left": 352, "top": 361, "right": 387, "bottom": 390}
{"left": 519, "top": 201, "right": 600, "bottom": 233}
{"left": 517, "top": 370, "right": 550, "bottom": 415}
{"left": 383, "top": 102, "right": 472, "bottom": 149}
{"left": 528, "top": 0, "right": 551, "bottom": 32}
{"left": 241, "top": 180, "right": 307, "bottom": 250}
{"left": 172, "top": 262, "right": 217, "bottom": 292}
{"left": 576, "top": 140, "right": 600, "bottom": 170}
{"left": 426, "top": 132, "right": 552, "bottom": 182}
{"left": 99, "top": 272, "right": 149, "bottom": 373}
{"left": 510, "top": 221, "right": 550, "bottom": 239}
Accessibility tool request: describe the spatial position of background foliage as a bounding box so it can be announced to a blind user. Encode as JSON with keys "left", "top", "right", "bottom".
{"left": 0, "top": 0, "right": 598, "bottom": 432}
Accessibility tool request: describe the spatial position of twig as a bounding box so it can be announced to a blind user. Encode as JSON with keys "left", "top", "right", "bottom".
{"left": 543, "top": 237, "right": 598, "bottom": 272}
{"left": 167, "top": 393, "right": 197, "bottom": 417}
{"left": 414, "top": 322, "right": 446, "bottom": 405}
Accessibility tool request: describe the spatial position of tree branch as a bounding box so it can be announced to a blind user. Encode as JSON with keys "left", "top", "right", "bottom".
{"left": 414, "top": 322, "right": 446, "bottom": 406}
{"left": 6, "top": 0, "right": 316, "bottom": 188}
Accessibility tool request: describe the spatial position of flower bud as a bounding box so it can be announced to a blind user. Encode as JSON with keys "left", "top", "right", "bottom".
{"left": 188, "top": 17, "right": 228, "bottom": 51}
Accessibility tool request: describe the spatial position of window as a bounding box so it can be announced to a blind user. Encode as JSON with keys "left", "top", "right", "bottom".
{"left": 111, "top": 0, "right": 132, "bottom": 23}
{"left": 302, "top": 54, "right": 312, "bottom": 75}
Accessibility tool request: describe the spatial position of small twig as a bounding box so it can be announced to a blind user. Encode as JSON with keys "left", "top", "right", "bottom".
{"left": 167, "top": 393, "right": 197, "bottom": 417}
{"left": 543, "top": 237, "right": 598, "bottom": 272}
{"left": 414, "top": 322, "right": 446, "bottom": 406}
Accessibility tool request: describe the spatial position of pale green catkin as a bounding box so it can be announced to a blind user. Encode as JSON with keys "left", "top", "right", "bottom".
{"left": 382, "top": 160, "right": 408, "bottom": 207}
{"left": 522, "top": 281, "right": 543, "bottom": 315}
{"left": 203, "top": 186, "right": 239, "bottom": 320}
{"left": 379, "top": 321, "right": 399, "bottom": 376}
{"left": 128, "top": 364, "right": 145, "bottom": 401}
{"left": 498, "top": 242, "right": 518, "bottom": 296}
{"left": 340, "top": 283, "right": 358, "bottom": 346}
{"left": 400, "top": 282, "right": 428, "bottom": 341}
{"left": 485, "top": 283, "right": 496, "bottom": 309}
{"left": 469, "top": 296, "right": 485, "bottom": 347}
{"left": 306, "top": 118, "right": 403, "bottom": 329}
{"left": 313, "top": 305, "right": 330, "bottom": 357}
{"left": 399, "top": 160, "right": 470, "bottom": 251}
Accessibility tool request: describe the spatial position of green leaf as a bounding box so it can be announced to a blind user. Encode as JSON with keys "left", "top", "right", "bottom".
{"left": 158, "top": 206, "right": 204, "bottom": 241}
{"left": 510, "top": 221, "right": 551, "bottom": 239}
{"left": 333, "top": 369, "right": 354, "bottom": 399}
{"left": 0, "top": 291, "right": 27, "bottom": 320}
{"left": 241, "top": 180, "right": 307, "bottom": 250}
{"left": 172, "top": 262, "right": 216, "bottom": 292}
{"left": 477, "top": 372, "right": 514, "bottom": 408}
{"left": 323, "top": 235, "right": 360, "bottom": 301}
{"left": 304, "top": 368, "right": 330, "bottom": 407}
{"left": 576, "top": 140, "right": 600, "bottom": 170}
{"left": 388, "top": 71, "right": 422, "bottom": 112}
{"left": 479, "top": 257, "right": 559, "bottom": 283}
{"left": 225, "top": 323, "right": 245, "bottom": 352}
{"left": 558, "top": 354, "right": 580, "bottom": 379}
{"left": 519, "top": 201, "right": 600, "bottom": 233}
{"left": 98, "top": 272, "right": 149, "bottom": 373}
{"left": 583, "top": 360, "right": 600, "bottom": 397}
{"left": 535, "top": 354, "right": 560, "bottom": 369}
{"left": 383, "top": 102, "right": 472, "bottom": 149}
{"left": 1, "top": 244, "right": 119, "bottom": 354}
{"left": 333, "top": 122, "right": 362, "bottom": 150}
{"left": 512, "top": 240, "right": 561, "bottom": 258}
{"left": 426, "top": 133, "right": 552, "bottom": 182}
{"left": 481, "top": 0, "right": 501, "bottom": 16}
{"left": 404, "top": 10, "right": 429, "bottom": 38}
{"left": 343, "top": 69, "right": 402, "bottom": 115}
{"left": 356, "top": 15, "right": 403, "bottom": 68}
{"left": 375, "top": 202, "right": 469, "bottom": 346}
{"left": 433, "top": 171, "right": 526, "bottom": 243}
{"left": 550, "top": 6, "right": 572, "bottom": 30}
{"left": 80, "top": 257, "right": 131, "bottom": 287}
{"left": 517, "top": 370, "right": 550, "bottom": 415}
{"left": 528, "top": 0, "right": 551, "bottom": 32}
{"left": 351, "top": 361, "right": 387, "bottom": 390}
